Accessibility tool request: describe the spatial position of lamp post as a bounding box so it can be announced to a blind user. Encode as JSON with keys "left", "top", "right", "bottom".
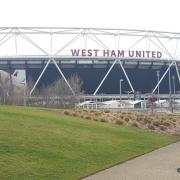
{"left": 169, "top": 68, "right": 172, "bottom": 112}
{"left": 169, "top": 68, "right": 172, "bottom": 96}
{"left": 23, "top": 83, "right": 26, "bottom": 106}
{"left": 125, "top": 90, "right": 133, "bottom": 100}
{"left": 172, "top": 75, "right": 175, "bottom": 95}
{"left": 156, "top": 70, "right": 160, "bottom": 101}
{"left": 120, "top": 79, "right": 123, "bottom": 101}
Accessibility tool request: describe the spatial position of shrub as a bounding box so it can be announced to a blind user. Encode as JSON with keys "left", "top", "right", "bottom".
{"left": 160, "top": 117, "right": 166, "bottom": 121}
{"left": 124, "top": 117, "right": 130, "bottom": 122}
{"left": 94, "top": 112, "right": 101, "bottom": 116}
{"left": 100, "top": 118, "right": 107, "bottom": 123}
{"left": 93, "top": 118, "right": 99, "bottom": 121}
{"left": 148, "top": 125, "right": 155, "bottom": 130}
{"left": 153, "top": 121, "right": 160, "bottom": 127}
{"left": 136, "top": 117, "right": 143, "bottom": 122}
{"left": 84, "top": 115, "right": 92, "bottom": 120}
{"left": 162, "top": 122, "right": 171, "bottom": 127}
{"left": 104, "top": 110, "right": 110, "bottom": 113}
{"left": 80, "top": 114, "right": 85, "bottom": 118}
{"left": 144, "top": 119, "right": 151, "bottom": 124}
{"left": 131, "top": 122, "right": 139, "bottom": 128}
{"left": 89, "top": 109, "right": 95, "bottom": 113}
{"left": 72, "top": 112, "right": 78, "bottom": 117}
{"left": 131, "top": 116, "right": 137, "bottom": 121}
{"left": 116, "top": 120, "right": 124, "bottom": 125}
{"left": 64, "top": 111, "right": 70, "bottom": 115}
{"left": 159, "top": 125, "right": 167, "bottom": 131}
{"left": 119, "top": 115, "right": 124, "bottom": 119}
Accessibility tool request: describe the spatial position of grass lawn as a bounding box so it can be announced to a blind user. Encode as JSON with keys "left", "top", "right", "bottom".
{"left": 0, "top": 106, "right": 179, "bottom": 180}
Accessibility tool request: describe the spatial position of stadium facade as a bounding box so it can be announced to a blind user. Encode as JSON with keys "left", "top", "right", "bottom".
{"left": 0, "top": 27, "right": 180, "bottom": 96}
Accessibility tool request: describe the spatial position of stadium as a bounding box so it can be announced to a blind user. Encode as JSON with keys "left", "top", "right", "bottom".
{"left": 0, "top": 27, "right": 180, "bottom": 99}
{"left": 0, "top": 28, "right": 180, "bottom": 180}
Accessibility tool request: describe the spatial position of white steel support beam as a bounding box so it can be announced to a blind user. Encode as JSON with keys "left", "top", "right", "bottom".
{"left": 118, "top": 60, "right": 135, "bottom": 93}
{"left": 55, "top": 31, "right": 82, "bottom": 55}
{"left": 0, "top": 34, "right": 15, "bottom": 47}
{"left": 153, "top": 32, "right": 173, "bottom": 58}
{"left": 50, "top": 33, "right": 53, "bottom": 55}
{"left": 149, "top": 37, "right": 170, "bottom": 58}
{"left": 174, "top": 62, "right": 180, "bottom": 84}
{"left": 15, "top": 34, "right": 18, "bottom": 55}
{"left": 0, "top": 28, "right": 14, "bottom": 45}
{"left": 127, "top": 33, "right": 148, "bottom": 50}
{"left": 52, "top": 59, "right": 75, "bottom": 95}
{"left": 93, "top": 59, "right": 117, "bottom": 95}
{"left": 0, "top": 27, "right": 180, "bottom": 60}
{"left": 30, "top": 59, "right": 51, "bottom": 95}
{"left": 87, "top": 35, "right": 108, "bottom": 49}
{"left": 30, "top": 59, "right": 75, "bottom": 95}
{"left": 88, "top": 29, "right": 109, "bottom": 49}
{"left": 19, "top": 32, "right": 49, "bottom": 55}
{"left": 93, "top": 34, "right": 148, "bottom": 96}
{"left": 152, "top": 61, "right": 174, "bottom": 94}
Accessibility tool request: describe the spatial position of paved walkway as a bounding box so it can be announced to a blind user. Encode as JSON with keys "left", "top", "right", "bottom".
{"left": 83, "top": 142, "right": 180, "bottom": 180}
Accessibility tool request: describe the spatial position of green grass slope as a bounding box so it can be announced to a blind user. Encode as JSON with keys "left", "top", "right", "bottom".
{"left": 0, "top": 106, "right": 179, "bottom": 180}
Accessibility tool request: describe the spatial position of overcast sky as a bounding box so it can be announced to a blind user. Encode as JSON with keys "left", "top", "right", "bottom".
{"left": 0, "top": 0, "right": 179, "bottom": 32}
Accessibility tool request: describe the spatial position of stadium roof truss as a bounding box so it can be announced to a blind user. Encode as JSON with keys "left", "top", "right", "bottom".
{"left": 0, "top": 27, "right": 180, "bottom": 95}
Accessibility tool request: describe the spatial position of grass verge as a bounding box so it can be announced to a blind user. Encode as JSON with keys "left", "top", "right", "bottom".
{"left": 0, "top": 106, "right": 179, "bottom": 180}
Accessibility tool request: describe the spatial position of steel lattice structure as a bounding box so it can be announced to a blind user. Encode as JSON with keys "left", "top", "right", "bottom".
{"left": 0, "top": 27, "right": 180, "bottom": 95}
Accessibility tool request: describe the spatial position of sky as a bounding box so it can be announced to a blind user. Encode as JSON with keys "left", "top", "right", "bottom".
{"left": 0, "top": 0, "right": 179, "bottom": 32}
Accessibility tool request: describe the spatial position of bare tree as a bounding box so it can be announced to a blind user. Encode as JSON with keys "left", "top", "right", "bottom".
{"left": 36, "top": 74, "right": 83, "bottom": 108}
{"left": 147, "top": 95, "right": 157, "bottom": 113}
{"left": 0, "top": 72, "right": 83, "bottom": 108}
{"left": 0, "top": 72, "right": 10, "bottom": 104}
{"left": 26, "top": 77, "right": 34, "bottom": 95}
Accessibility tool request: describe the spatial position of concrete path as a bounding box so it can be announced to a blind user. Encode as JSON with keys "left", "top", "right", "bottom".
{"left": 83, "top": 142, "right": 180, "bottom": 180}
